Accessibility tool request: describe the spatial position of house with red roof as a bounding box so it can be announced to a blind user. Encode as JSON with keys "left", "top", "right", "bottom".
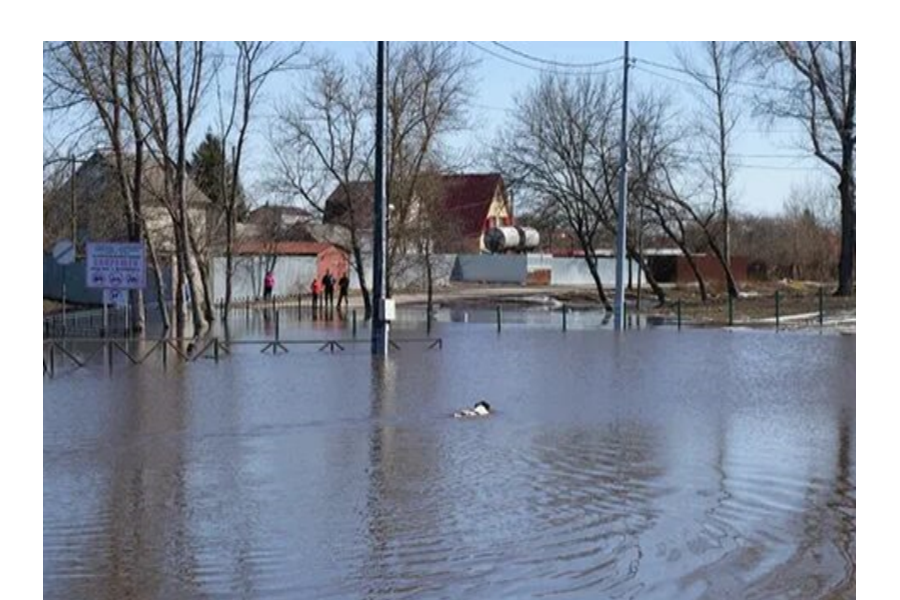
{"left": 322, "top": 173, "right": 513, "bottom": 253}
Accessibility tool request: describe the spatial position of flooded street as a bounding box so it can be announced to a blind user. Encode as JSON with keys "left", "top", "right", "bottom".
{"left": 44, "top": 316, "right": 855, "bottom": 599}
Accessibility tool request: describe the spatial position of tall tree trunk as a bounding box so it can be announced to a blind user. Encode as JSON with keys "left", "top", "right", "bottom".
{"left": 188, "top": 226, "right": 215, "bottom": 322}
{"left": 225, "top": 207, "right": 234, "bottom": 318}
{"left": 177, "top": 168, "right": 206, "bottom": 335}
{"left": 681, "top": 251, "right": 709, "bottom": 303}
{"left": 627, "top": 248, "right": 666, "bottom": 306}
{"left": 674, "top": 195, "right": 740, "bottom": 297}
{"left": 145, "top": 236, "right": 170, "bottom": 331}
{"left": 836, "top": 163, "right": 855, "bottom": 296}
{"left": 584, "top": 250, "right": 612, "bottom": 312}
{"left": 654, "top": 212, "right": 709, "bottom": 302}
{"left": 173, "top": 243, "right": 186, "bottom": 336}
{"left": 703, "top": 230, "right": 740, "bottom": 298}
{"left": 352, "top": 242, "right": 372, "bottom": 320}
{"left": 425, "top": 246, "right": 434, "bottom": 329}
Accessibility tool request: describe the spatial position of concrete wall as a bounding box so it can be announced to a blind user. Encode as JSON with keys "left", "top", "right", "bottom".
{"left": 451, "top": 255, "right": 528, "bottom": 284}
{"left": 390, "top": 253, "right": 457, "bottom": 290}
{"left": 448, "top": 253, "right": 644, "bottom": 287}
{"left": 550, "top": 256, "right": 622, "bottom": 286}
{"left": 341, "top": 252, "right": 457, "bottom": 293}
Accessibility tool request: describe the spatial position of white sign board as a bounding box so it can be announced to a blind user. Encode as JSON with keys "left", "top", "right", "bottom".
{"left": 52, "top": 239, "right": 76, "bottom": 265}
{"left": 103, "top": 288, "right": 129, "bottom": 307}
{"left": 86, "top": 242, "right": 146, "bottom": 289}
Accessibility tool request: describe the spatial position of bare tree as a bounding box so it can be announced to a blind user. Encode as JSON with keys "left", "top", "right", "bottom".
{"left": 136, "top": 41, "right": 214, "bottom": 336}
{"left": 273, "top": 42, "right": 475, "bottom": 319}
{"left": 43, "top": 42, "right": 169, "bottom": 332}
{"left": 676, "top": 41, "right": 748, "bottom": 297}
{"left": 385, "top": 42, "right": 475, "bottom": 292}
{"left": 217, "top": 42, "right": 305, "bottom": 318}
{"left": 401, "top": 171, "right": 463, "bottom": 326}
{"left": 756, "top": 41, "right": 855, "bottom": 296}
{"left": 497, "top": 74, "right": 618, "bottom": 310}
{"left": 500, "top": 75, "right": 676, "bottom": 309}
{"left": 273, "top": 55, "right": 376, "bottom": 318}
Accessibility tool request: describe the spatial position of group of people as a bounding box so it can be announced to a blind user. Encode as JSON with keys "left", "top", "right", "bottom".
{"left": 310, "top": 269, "right": 350, "bottom": 312}
{"left": 261, "top": 268, "right": 351, "bottom": 312}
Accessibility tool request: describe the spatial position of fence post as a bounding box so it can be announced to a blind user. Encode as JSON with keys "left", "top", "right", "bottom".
{"left": 352, "top": 309, "right": 358, "bottom": 338}
{"left": 162, "top": 339, "right": 168, "bottom": 369}
{"left": 819, "top": 286, "right": 825, "bottom": 328}
{"left": 562, "top": 304, "right": 568, "bottom": 332}
{"left": 298, "top": 294, "right": 302, "bottom": 321}
{"left": 496, "top": 305, "right": 502, "bottom": 333}
{"left": 677, "top": 300, "right": 682, "bottom": 331}
{"left": 49, "top": 344, "right": 55, "bottom": 377}
{"left": 107, "top": 341, "right": 113, "bottom": 373}
{"left": 775, "top": 290, "right": 781, "bottom": 332}
{"left": 727, "top": 293, "right": 734, "bottom": 327}
{"left": 214, "top": 337, "right": 220, "bottom": 364}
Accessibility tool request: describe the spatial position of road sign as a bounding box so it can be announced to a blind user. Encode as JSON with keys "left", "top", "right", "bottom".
{"left": 103, "top": 288, "right": 129, "bottom": 307}
{"left": 52, "top": 239, "right": 75, "bottom": 266}
{"left": 86, "top": 242, "right": 146, "bottom": 289}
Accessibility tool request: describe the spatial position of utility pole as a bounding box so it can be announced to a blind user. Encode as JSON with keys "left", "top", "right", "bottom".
{"left": 70, "top": 155, "right": 77, "bottom": 251}
{"left": 613, "top": 41, "right": 630, "bottom": 332}
{"left": 372, "top": 41, "right": 389, "bottom": 356}
{"left": 385, "top": 42, "right": 392, "bottom": 299}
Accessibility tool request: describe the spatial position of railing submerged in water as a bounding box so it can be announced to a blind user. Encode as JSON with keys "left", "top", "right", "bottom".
{"left": 42, "top": 335, "right": 443, "bottom": 378}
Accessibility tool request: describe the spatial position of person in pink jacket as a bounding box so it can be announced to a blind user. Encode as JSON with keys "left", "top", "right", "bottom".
{"left": 263, "top": 270, "right": 275, "bottom": 301}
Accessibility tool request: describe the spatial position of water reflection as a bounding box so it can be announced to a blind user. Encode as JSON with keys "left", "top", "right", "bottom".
{"left": 44, "top": 327, "right": 855, "bottom": 599}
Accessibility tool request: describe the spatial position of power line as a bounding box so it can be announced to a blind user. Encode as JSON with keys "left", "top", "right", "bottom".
{"left": 467, "top": 42, "right": 620, "bottom": 77}
{"left": 671, "top": 151, "right": 824, "bottom": 171}
{"left": 635, "top": 57, "right": 795, "bottom": 93}
{"left": 675, "top": 149, "right": 815, "bottom": 160}
{"left": 490, "top": 42, "right": 621, "bottom": 69}
{"left": 471, "top": 102, "right": 515, "bottom": 114}
{"left": 632, "top": 65, "right": 759, "bottom": 102}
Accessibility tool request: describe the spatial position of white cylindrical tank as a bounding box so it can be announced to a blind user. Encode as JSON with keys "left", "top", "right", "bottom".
{"left": 484, "top": 226, "right": 541, "bottom": 254}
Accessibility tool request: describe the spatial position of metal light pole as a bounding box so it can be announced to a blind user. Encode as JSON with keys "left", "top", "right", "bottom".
{"left": 372, "top": 41, "right": 389, "bottom": 356}
{"left": 613, "top": 41, "right": 631, "bottom": 332}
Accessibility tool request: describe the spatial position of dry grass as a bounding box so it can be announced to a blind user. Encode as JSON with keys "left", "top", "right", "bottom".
{"left": 550, "top": 280, "right": 855, "bottom": 325}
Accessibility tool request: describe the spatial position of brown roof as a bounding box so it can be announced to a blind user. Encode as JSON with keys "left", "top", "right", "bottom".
{"left": 234, "top": 241, "right": 330, "bottom": 256}
{"left": 440, "top": 174, "right": 505, "bottom": 237}
{"left": 323, "top": 182, "right": 374, "bottom": 229}
{"left": 323, "top": 174, "right": 506, "bottom": 237}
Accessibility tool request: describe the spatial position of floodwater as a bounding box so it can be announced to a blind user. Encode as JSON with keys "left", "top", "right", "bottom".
{"left": 44, "top": 311, "right": 855, "bottom": 599}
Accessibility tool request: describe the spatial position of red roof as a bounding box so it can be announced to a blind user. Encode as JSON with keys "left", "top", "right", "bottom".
{"left": 234, "top": 241, "right": 330, "bottom": 256}
{"left": 323, "top": 173, "right": 507, "bottom": 238}
{"left": 441, "top": 174, "right": 505, "bottom": 237}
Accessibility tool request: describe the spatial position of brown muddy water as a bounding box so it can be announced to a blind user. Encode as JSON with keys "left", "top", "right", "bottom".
{"left": 44, "top": 316, "right": 855, "bottom": 599}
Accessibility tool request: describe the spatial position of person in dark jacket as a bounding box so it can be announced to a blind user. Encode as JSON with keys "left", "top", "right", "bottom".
{"left": 322, "top": 270, "right": 335, "bottom": 309}
{"left": 337, "top": 272, "right": 350, "bottom": 310}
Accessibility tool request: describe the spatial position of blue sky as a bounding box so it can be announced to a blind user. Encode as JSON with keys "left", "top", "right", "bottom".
{"left": 44, "top": 41, "right": 830, "bottom": 216}
{"left": 295, "top": 42, "right": 827, "bottom": 216}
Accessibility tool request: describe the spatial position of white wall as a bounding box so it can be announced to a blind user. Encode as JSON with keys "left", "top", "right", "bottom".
{"left": 449, "top": 253, "right": 645, "bottom": 287}
{"left": 212, "top": 255, "right": 318, "bottom": 301}
{"left": 452, "top": 255, "right": 528, "bottom": 283}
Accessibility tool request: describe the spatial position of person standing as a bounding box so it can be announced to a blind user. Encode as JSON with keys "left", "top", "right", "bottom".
{"left": 263, "top": 270, "right": 275, "bottom": 301}
{"left": 310, "top": 277, "right": 321, "bottom": 314}
{"left": 337, "top": 272, "right": 350, "bottom": 310}
{"left": 323, "top": 269, "right": 335, "bottom": 309}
